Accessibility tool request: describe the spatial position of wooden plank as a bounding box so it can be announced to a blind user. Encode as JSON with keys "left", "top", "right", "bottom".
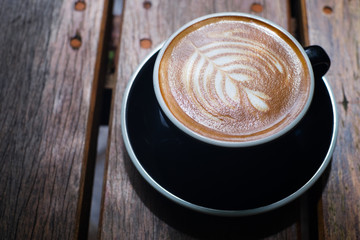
{"left": 300, "top": 0, "right": 360, "bottom": 239}
{"left": 99, "top": 0, "right": 302, "bottom": 239}
{"left": 0, "top": 0, "right": 110, "bottom": 239}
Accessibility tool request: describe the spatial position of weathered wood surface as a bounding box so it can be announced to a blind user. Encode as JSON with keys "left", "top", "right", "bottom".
{"left": 99, "top": 0, "right": 303, "bottom": 239}
{"left": 0, "top": 0, "right": 110, "bottom": 239}
{"left": 302, "top": 0, "right": 360, "bottom": 239}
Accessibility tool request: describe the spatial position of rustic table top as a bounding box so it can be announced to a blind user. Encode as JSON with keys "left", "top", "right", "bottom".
{"left": 1, "top": 0, "right": 359, "bottom": 239}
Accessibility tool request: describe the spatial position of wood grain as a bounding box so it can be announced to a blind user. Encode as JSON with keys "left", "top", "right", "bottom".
{"left": 301, "top": 0, "right": 360, "bottom": 239}
{"left": 0, "top": 0, "right": 110, "bottom": 239}
{"left": 99, "top": 0, "right": 301, "bottom": 239}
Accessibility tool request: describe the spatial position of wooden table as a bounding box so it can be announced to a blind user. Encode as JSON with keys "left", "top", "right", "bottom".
{"left": 1, "top": 0, "right": 359, "bottom": 239}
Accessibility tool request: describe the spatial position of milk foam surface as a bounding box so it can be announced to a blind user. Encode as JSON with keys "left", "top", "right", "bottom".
{"left": 159, "top": 16, "right": 311, "bottom": 142}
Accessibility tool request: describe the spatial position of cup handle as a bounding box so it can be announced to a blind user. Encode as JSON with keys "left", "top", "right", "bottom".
{"left": 304, "top": 45, "right": 331, "bottom": 78}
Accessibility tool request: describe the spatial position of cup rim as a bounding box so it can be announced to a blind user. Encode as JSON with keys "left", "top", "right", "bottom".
{"left": 153, "top": 12, "right": 315, "bottom": 148}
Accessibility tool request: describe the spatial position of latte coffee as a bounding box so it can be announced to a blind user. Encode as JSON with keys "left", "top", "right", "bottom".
{"left": 154, "top": 14, "right": 313, "bottom": 145}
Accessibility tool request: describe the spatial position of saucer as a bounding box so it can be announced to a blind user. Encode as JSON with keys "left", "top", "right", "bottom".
{"left": 121, "top": 45, "right": 338, "bottom": 216}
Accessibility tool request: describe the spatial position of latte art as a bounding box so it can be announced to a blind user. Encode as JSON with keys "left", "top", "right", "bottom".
{"left": 184, "top": 30, "right": 289, "bottom": 115}
{"left": 158, "top": 16, "right": 311, "bottom": 142}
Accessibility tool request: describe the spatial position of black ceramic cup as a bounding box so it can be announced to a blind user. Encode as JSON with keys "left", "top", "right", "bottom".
{"left": 153, "top": 13, "right": 331, "bottom": 148}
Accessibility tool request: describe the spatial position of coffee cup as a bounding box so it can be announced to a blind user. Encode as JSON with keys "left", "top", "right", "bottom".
{"left": 153, "top": 12, "right": 330, "bottom": 147}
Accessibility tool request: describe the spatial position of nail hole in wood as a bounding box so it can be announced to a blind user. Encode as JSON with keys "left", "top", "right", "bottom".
{"left": 251, "top": 3, "right": 263, "bottom": 13}
{"left": 140, "top": 38, "right": 152, "bottom": 49}
{"left": 75, "top": 0, "right": 86, "bottom": 11}
{"left": 143, "top": 1, "right": 152, "bottom": 9}
{"left": 323, "top": 6, "right": 333, "bottom": 14}
{"left": 70, "top": 33, "right": 82, "bottom": 49}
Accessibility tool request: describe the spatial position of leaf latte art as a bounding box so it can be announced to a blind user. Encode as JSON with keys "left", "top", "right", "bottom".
{"left": 158, "top": 17, "right": 311, "bottom": 142}
{"left": 184, "top": 35, "right": 280, "bottom": 115}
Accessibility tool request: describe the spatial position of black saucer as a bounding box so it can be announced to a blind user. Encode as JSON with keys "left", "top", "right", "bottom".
{"left": 121, "top": 46, "right": 338, "bottom": 216}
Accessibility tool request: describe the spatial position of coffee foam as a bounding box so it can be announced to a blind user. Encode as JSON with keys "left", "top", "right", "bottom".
{"left": 158, "top": 16, "right": 311, "bottom": 142}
